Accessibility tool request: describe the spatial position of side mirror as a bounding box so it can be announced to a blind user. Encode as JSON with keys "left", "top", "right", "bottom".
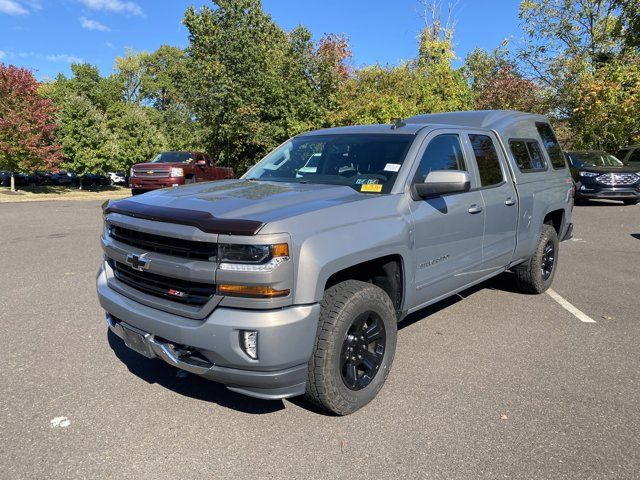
{"left": 412, "top": 170, "right": 471, "bottom": 200}
{"left": 196, "top": 159, "right": 207, "bottom": 167}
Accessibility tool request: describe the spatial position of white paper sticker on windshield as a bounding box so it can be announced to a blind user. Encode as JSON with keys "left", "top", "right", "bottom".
{"left": 384, "top": 163, "right": 401, "bottom": 172}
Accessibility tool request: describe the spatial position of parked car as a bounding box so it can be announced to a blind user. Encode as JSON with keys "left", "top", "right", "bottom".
{"left": 28, "top": 171, "right": 53, "bottom": 186}
{"left": 0, "top": 171, "right": 10, "bottom": 187}
{"left": 107, "top": 172, "right": 127, "bottom": 186}
{"left": 50, "top": 171, "right": 73, "bottom": 187}
{"left": 616, "top": 145, "right": 640, "bottom": 165}
{"left": 566, "top": 150, "right": 640, "bottom": 205}
{"left": 99, "top": 111, "right": 574, "bottom": 415}
{"left": 128, "top": 151, "right": 234, "bottom": 195}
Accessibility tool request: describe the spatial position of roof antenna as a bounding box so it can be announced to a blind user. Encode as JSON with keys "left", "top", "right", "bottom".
{"left": 391, "top": 117, "right": 406, "bottom": 129}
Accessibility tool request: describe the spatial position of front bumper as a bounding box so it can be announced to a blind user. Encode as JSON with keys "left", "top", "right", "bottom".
{"left": 129, "top": 177, "right": 184, "bottom": 191}
{"left": 575, "top": 183, "right": 640, "bottom": 201}
{"left": 97, "top": 265, "right": 320, "bottom": 400}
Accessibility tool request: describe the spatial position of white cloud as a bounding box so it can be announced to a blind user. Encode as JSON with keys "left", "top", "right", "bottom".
{"left": 80, "top": 16, "right": 110, "bottom": 31}
{"left": 0, "top": 0, "right": 29, "bottom": 15}
{"left": 105, "top": 41, "right": 114, "bottom": 48}
{"left": 78, "top": 0, "right": 143, "bottom": 16}
{"left": 46, "top": 54, "right": 84, "bottom": 63}
{"left": 0, "top": 50, "right": 6, "bottom": 59}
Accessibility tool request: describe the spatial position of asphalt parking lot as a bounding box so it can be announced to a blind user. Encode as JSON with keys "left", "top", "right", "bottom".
{"left": 1, "top": 200, "right": 639, "bottom": 479}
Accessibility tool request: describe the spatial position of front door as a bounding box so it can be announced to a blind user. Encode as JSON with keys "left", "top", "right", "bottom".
{"left": 408, "top": 131, "right": 486, "bottom": 308}
{"left": 193, "top": 153, "right": 207, "bottom": 182}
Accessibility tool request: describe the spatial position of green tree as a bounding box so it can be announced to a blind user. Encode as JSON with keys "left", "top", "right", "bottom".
{"left": 183, "top": 0, "right": 340, "bottom": 173}
{"left": 141, "top": 45, "right": 190, "bottom": 110}
{"left": 106, "top": 103, "right": 167, "bottom": 172}
{"left": 518, "top": 0, "right": 640, "bottom": 148}
{"left": 55, "top": 94, "right": 115, "bottom": 178}
{"left": 114, "top": 49, "right": 149, "bottom": 105}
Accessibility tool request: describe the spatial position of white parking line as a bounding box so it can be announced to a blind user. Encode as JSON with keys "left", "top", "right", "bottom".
{"left": 546, "top": 289, "right": 597, "bottom": 323}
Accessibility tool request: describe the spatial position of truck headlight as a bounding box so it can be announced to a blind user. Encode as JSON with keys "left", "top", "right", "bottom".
{"left": 218, "top": 243, "right": 289, "bottom": 272}
{"left": 129, "top": 167, "right": 134, "bottom": 177}
{"left": 579, "top": 171, "right": 599, "bottom": 177}
{"left": 170, "top": 167, "right": 184, "bottom": 177}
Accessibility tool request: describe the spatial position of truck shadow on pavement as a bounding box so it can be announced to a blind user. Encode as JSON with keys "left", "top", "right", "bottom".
{"left": 107, "top": 330, "right": 286, "bottom": 415}
{"left": 398, "top": 271, "right": 522, "bottom": 331}
{"left": 106, "top": 270, "right": 522, "bottom": 416}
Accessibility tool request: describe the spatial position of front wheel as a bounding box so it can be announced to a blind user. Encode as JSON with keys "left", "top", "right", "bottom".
{"left": 623, "top": 199, "right": 639, "bottom": 205}
{"left": 305, "top": 280, "right": 397, "bottom": 415}
{"left": 514, "top": 224, "right": 559, "bottom": 294}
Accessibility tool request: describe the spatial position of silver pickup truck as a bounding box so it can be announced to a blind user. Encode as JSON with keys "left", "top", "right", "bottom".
{"left": 98, "top": 110, "right": 574, "bottom": 415}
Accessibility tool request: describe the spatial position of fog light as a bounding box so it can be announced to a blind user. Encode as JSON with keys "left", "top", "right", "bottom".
{"left": 240, "top": 330, "right": 258, "bottom": 359}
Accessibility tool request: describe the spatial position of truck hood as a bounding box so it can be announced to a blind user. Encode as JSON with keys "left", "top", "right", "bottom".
{"left": 123, "top": 179, "right": 375, "bottom": 225}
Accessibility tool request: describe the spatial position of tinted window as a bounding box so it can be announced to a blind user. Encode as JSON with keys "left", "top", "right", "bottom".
{"left": 245, "top": 134, "right": 414, "bottom": 194}
{"left": 616, "top": 149, "right": 630, "bottom": 161}
{"left": 509, "top": 140, "right": 547, "bottom": 171}
{"left": 469, "top": 134, "right": 503, "bottom": 187}
{"left": 415, "top": 134, "right": 466, "bottom": 182}
{"left": 536, "top": 122, "right": 566, "bottom": 169}
{"left": 628, "top": 149, "right": 640, "bottom": 163}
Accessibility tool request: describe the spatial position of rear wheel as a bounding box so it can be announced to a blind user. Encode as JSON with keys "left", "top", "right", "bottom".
{"left": 623, "top": 199, "right": 639, "bottom": 205}
{"left": 514, "top": 224, "right": 559, "bottom": 294}
{"left": 131, "top": 189, "right": 143, "bottom": 196}
{"left": 305, "top": 280, "right": 397, "bottom": 415}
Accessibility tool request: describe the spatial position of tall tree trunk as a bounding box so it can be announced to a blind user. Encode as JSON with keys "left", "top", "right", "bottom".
{"left": 10, "top": 173, "right": 16, "bottom": 192}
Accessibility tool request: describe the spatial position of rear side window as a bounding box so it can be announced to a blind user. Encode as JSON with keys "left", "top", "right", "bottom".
{"left": 415, "top": 134, "right": 466, "bottom": 182}
{"left": 616, "top": 149, "right": 630, "bottom": 161}
{"left": 509, "top": 140, "right": 547, "bottom": 171}
{"left": 469, "top": 134, "right": 503, "bottom": 187}
{"left": 536, "top": 122, "right": 566, "bottom": 169}
{"left": 628, "top": 149, "right": 640, "bottom": 163}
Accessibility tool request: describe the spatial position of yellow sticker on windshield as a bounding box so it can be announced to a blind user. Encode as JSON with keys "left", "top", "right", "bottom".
{"left": 361, "top": 184, "right": 382, "bottom": 193}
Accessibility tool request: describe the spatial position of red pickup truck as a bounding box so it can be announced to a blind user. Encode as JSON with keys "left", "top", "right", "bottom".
{"left": 129, "top": 151, "right": 234, "bottom": 195}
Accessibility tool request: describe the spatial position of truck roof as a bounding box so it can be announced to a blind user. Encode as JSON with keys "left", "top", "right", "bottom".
{"left": 298, "top": 110, "right": 551, "bottom": 138}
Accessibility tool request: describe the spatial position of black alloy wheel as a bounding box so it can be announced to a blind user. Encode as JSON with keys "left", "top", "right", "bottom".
{"left": 541, "top": 241, "right": 555, "bottom": 281}
{"left": 340, "top": 312, "right": 386, "bottom": 390}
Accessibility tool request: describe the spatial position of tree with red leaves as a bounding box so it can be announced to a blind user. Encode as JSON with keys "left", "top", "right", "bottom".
{"left": 0, "top": 64, "right": 61, "bottom": 190}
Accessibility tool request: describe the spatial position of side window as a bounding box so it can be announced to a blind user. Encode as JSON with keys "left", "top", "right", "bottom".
{"left": 414, "top": 134, "right": 466, "bottom": 182}
{"left": 509, "top": 140, "right": 547, "bottom": 171}
{"left": 469, "top": 134, "right": 503, "bottom": 187}
{"left": 616, "top": 149, "right": 630, "bottom": 161}
{"left": 628, "top": 149, "right": 640, "bottom": 163}
{"left": 536, "top": 122, "right": 566, "bottom": 169}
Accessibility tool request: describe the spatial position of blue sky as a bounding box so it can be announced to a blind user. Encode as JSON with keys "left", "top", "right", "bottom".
{"left": 0, "top": 0, "right": 522, "bottom": 80}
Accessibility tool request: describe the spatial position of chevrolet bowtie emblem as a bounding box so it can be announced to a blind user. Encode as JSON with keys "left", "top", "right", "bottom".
{"left": 126, "top": 253, "right": 150, "bottom": 271}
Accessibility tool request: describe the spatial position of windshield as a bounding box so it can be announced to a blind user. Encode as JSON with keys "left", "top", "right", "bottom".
{"left": 568, "top": 152, "right": 623, "bottom": 168}
{"left": 151, "top": 152, "right": 193, "bottom": 164}
{"left": 244, "top": 134, "right": 414, "bottom": 193}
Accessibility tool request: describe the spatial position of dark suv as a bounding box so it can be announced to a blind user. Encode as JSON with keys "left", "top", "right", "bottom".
{"left": 566, "top": 151, "right": 640, "bottom": 205}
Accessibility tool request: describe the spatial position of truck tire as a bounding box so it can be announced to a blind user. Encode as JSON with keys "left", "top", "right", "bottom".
{"left": 514, "top": 224, "right": 559, "bottom": 294}
{"left": 623, "top": 199, "right": 638, "bottom": 205}
{"left": 305, "top": 280, "right": 397, "bottom": 415}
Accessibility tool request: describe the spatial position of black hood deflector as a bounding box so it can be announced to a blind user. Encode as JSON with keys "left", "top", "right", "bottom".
{"left": 105, "top": 199, "right": 264, "bottom": 236}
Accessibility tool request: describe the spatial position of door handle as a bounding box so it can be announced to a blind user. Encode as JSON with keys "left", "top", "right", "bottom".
{"left": 468, "top": 204, "right": 483, "bottom": 214}
{"left": 505, "top": 197, "right": 516, "bottom": 206}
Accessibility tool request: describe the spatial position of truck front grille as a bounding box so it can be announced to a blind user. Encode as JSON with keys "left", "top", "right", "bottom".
{"left": 596, "top": 172, "right": 640, "bottom": 186}
{"left": 110, "top": 260, "right": 216, "bottom": 306}
{"left": 133, "top": 169, "right": 170, "bottom": 178}
{"left": 109, "top": 225, "right": 217, "bottom": 261}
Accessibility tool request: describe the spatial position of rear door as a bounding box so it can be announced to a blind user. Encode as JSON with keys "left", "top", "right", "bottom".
{"left": 408, "top": 130, "right": 486, "bottom": 308}
{"left": 464, "top": 131, "right": 518, "bottom": 271}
